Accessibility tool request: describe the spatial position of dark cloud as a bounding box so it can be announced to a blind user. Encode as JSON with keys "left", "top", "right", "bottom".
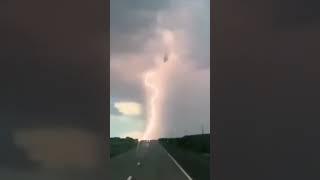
{"left": 110, "top": 68, "right": 145, "bottom": 103}
{"left": 187, "top": 3, "right": 210, "bottom": 69}
{"left": 112, "top": 0, "right": 172, "bottom": 11}
{"left": 110, "top": 85, "right": 145, "bottom": 104}
{"left": 111, "top": 0, "right": 171, "bottom": 55}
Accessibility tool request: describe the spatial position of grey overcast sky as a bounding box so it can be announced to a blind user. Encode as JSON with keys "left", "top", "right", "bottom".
{"left": 110, "top": 0, "right": 210, "bottom": 139}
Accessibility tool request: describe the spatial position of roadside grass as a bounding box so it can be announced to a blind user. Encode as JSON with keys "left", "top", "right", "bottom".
{"left": 159, "top": 134, "right": 210, "bottom": 180}
{"left": 110, "top": 137, "right": 138, "bottom": 158}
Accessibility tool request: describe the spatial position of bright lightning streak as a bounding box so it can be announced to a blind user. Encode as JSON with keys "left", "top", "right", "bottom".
{"left": 142, "top": 71, "right": 159, "bottom": 140}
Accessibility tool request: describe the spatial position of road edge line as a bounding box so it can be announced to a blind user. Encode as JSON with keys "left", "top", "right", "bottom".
{"left": 161, "top": 145, "right": 193, "bottom": 180}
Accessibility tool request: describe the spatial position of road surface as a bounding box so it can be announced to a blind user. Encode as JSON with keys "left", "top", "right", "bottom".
{"left": 111, "top": 141, "right": 192, "bottom": 180}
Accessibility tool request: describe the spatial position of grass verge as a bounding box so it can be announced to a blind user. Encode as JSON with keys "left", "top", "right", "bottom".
{"left": 159, "top": 134, "right": 210, "bottom": 180}
{"left": 110, "top": 137, "right": 138, "bottom": 158}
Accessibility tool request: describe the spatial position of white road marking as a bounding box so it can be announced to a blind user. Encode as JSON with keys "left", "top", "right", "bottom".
{"left": 137, "top": 162, "right": 141, "bottom": 166}
{"left": 127, "top": 176, "right": 133, "bottom": 180}
{"left": 162, "top": 146, "right": 193, "bottom": 180}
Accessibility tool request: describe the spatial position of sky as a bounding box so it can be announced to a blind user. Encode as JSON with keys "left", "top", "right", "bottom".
{"left": 110, "top": 0, "right": 210, "bottom": 140}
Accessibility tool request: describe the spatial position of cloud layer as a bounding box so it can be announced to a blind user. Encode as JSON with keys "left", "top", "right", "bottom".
{"left": 114, "top": 102, "right": 142, "bottom": 116}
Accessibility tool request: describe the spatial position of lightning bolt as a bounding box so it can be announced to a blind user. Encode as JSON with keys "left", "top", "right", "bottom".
{"left": 142, "top": 70, "right": 159, "bottom": 140}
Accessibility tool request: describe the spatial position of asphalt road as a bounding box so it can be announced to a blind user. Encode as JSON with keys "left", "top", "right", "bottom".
{"left": 111, "top": 140, "right": 191, "bottom": 180}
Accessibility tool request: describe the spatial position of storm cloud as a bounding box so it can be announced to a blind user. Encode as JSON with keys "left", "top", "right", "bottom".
{"left": 110, "top": 0, "right": 210, "bottom": 138}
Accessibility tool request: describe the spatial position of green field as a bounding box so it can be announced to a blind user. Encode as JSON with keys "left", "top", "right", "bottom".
{"left": 110, "top": 137, "right": 138, "bottom": 158}
{"left": 159, "top": 134, "right": 210, "bottom": 180}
